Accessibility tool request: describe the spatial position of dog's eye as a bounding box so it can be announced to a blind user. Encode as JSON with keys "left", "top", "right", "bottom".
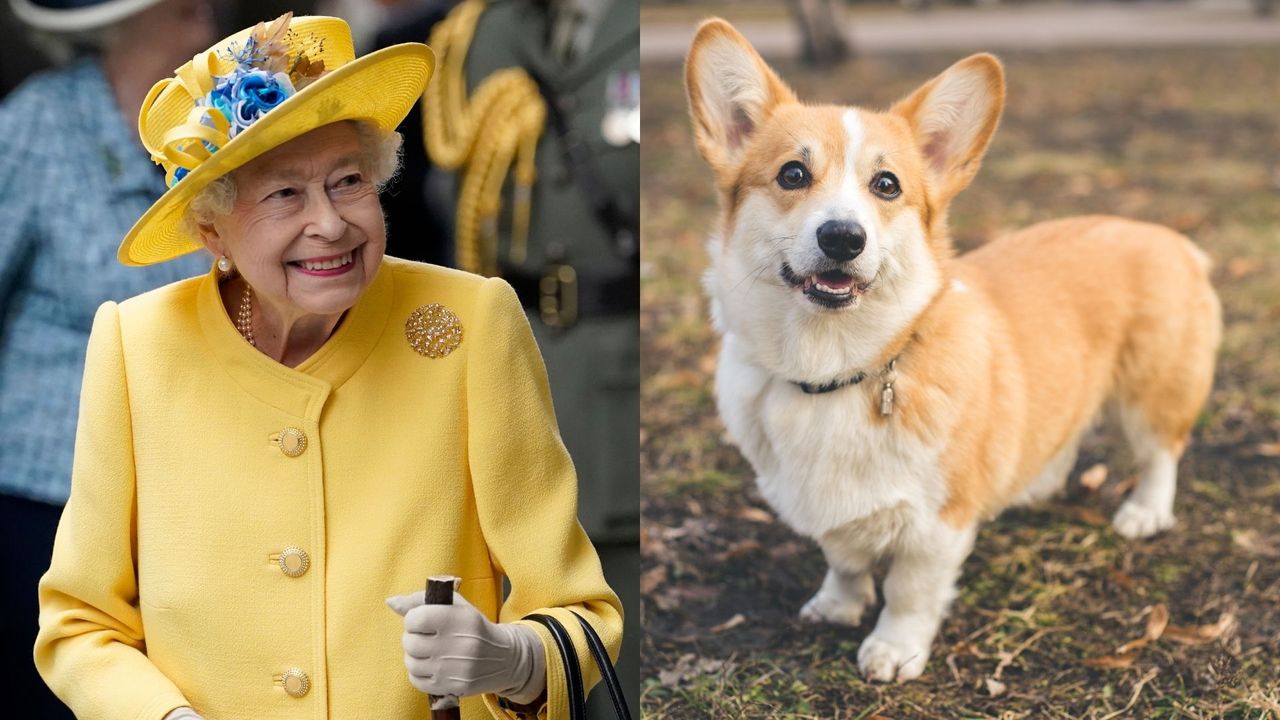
{"left": 870, "top": 171, "right": 901, "bottom": 199}
{"left": 776, "top": 161, "right": 811, "bottom": 190}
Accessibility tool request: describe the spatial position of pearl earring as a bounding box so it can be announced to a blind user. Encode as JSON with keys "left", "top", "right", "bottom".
{"left": 217, "top": 256, "right": 233, "bottom": 273}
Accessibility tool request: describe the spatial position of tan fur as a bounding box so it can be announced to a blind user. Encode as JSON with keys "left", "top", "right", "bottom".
{"left": 936, "top": 216, "right": 1220, "bottom": 525}
{"left": 891, "top": 54, "right": 1006, "bottom": 212}
{"left": 686, "top": 21, "right": 1219, "bottom": 531}
{"left": 685, "top": 20, "right": 797, "bottom": 180}
{"left": 686, "top": 19, "right": 1220, "bottom": 681}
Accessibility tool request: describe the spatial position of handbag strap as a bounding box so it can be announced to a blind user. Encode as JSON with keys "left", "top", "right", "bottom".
{"left": 524, "top": 614, "right": 585, "bottom": 720}
{"left": 570, "top": 611, "right": 632, "bottom": 720}
{"left": 522, "top": 612, "right": 631, "bottom": 720}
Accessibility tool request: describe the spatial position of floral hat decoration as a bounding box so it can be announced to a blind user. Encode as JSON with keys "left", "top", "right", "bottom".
{"left": 118, "top": 13, "right": 434, "bottom": 266}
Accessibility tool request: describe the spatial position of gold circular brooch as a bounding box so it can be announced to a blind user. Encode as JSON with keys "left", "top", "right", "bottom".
{"left": 405, "top": 304, "right": 463, "bottom": 358}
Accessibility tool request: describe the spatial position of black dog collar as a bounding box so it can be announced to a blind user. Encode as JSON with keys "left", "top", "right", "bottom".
{"left": 793, "top": 372, "right": 868, "bottom": 394}
{"left": 790, "top": 356, "right": 901, "bottom": 413}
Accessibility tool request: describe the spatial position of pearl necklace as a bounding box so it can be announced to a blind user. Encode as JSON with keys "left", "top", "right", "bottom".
{"left": 235, "top": 284, "right": 256, "bottom": 347}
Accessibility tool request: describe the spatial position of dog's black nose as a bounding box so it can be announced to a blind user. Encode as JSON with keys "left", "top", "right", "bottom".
{"left": 816, "top": 220, "right": 866, "bottom": 262}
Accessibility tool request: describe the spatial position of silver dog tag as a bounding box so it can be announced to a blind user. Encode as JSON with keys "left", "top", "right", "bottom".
{"left": 880, "top": 384, "right": 894, "bottom": 416}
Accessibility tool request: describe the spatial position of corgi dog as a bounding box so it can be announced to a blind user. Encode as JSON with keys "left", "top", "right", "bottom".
{"left": 685, "top": 19, "right": 1221, "bottom": 682}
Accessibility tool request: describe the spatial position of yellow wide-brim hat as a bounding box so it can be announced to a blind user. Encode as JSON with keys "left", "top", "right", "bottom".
{"left": 118, "top": 14, "right": 434, "bottom": 266}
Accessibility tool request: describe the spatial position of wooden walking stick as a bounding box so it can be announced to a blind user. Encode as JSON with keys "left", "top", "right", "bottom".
{"left": 425, "top": 575, "right": 463, "bottom": 720}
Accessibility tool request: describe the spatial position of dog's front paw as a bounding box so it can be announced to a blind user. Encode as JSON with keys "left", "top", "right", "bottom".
{"left": 1113, "top": 500, "right": 1174, "bottom": 539}
{"left": 799, "top": 588, "right": 870, "bottom": 627}
{"left": 857, "top": 634, "right": 930, "bottom": 682}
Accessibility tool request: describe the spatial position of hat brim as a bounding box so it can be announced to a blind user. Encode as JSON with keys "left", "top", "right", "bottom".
{"left": 9, "top": 0, "right": 162, "bottom": 32}
{"left": 118, "top": 42, "right": 435, "bottom": 267}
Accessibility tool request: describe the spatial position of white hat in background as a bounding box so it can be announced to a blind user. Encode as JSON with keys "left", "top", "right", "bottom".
{"left": 8, "top": 0, "right": 165, "bottom": 32}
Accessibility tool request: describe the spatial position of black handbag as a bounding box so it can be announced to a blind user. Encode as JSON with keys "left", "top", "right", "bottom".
{"left": 522, "top": 611, "right": 632, "bottom": 720}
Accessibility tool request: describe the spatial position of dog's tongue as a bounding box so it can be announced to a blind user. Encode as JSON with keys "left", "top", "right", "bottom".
{"left": 815, "top": 270, "right": 854, "bottom": 290}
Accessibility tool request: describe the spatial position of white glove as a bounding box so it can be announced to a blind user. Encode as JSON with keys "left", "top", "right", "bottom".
{"left": 163, "top": 709, "right": 204, "bottom": 720}
{"left": 387, "top": 590, "right": 546, "bottom": 705}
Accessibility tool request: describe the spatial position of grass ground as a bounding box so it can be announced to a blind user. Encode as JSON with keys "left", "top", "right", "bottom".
{"left": 639, "top": 44, "right": 1280, "bottom": 718}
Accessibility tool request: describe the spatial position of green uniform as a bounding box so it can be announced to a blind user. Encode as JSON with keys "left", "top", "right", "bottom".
{"left": 459, "top": 1, "right": 638, "bottom": 716}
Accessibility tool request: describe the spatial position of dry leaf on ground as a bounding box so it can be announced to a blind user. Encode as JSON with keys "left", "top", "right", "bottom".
{"left": 1116, "top": 604, "right": 1169, "bottom": 654}
{"left": 1102, "top": 475, "right": 1138, "bottom": 500}
{"left": 768, "top": 540, "right": 808, "bottom": 559}
{"left": 650, "top": 583, "right": 719, "bottom": 612}
{"left": 1084, "top": 651, "right": 1140, "bottom": 669}
{"left": 735, "top": 507, "right": 774, "bottom": 523}
{"left": 714, "top": 539, "right": 761, "bottom": 562}
{"left": 1163, "top": 612, "right": 1236, "bottom": 645}
{"left": 1080, "top": 463, "right": 1109, "bottom": 491}
{"left": 1232, "top": 529, "right": 1280, "bottom": 558}
{"left": 657, "top": 654, "right": 731, "bottom": 688}
{"left": 709, "top": 613, "right": 746, "bottom": 634}
{"left": 640, "top": 565, "right": 667, "bottom": 596}
{"left": 1108, "top": 567, "right": 1137, "bottom": 592}
{"left": 1068, "top": 506, "right": 1110, "bottom": 527}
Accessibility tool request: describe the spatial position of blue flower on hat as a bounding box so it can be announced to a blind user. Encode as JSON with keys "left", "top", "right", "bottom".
{"left": 153, "top": 12, "right": 331, "bottom": 196}
{"left": 224, "top": 70, "right": 296, "bottom": 136}
{"left": 169, "top": 65, "right": 299, "bottom": 188}
{"left": 208, "top": 88, "right": 234, "bottom": 127}
{"left": 235, "top": 70, "right": 294, "bottom": 112}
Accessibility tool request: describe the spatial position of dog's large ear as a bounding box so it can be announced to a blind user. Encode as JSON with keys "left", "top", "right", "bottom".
{"left": 685, "top": 19, "right": 797, "bottom": 173}
{"left": 892, "top": 53, "right": 1005, "bottom": 206}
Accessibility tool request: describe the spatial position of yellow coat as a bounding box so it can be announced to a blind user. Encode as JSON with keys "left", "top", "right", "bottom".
{"left": 35, "top": 257, "right": 622, "bottom": 720}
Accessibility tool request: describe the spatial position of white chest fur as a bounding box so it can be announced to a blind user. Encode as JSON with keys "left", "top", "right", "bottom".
{"left": 716, "top": 334, "right": 946, "bottom": 540}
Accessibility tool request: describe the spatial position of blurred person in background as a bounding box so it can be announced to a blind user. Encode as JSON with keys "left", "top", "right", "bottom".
{"left": 317, "top": 0, "right": 418, "bottom": 52}
{"left": 332, "top": 0, "right": 461, "bottom": 267}
{"left": 409, "top": 0, "right": 640, "bottom": 715}
{"left": 0, "top": 0, "right": 215, "bottom": 715}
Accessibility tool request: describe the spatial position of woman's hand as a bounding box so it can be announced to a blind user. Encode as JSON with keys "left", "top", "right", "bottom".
{"left": 163, "top": 708, "right": 204, "bottom": 720}
{"left": 386, "top": 591, "right": 545, "bottom": 704}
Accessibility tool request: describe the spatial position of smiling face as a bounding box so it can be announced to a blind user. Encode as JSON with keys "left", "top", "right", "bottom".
{"left": 730, "top": 103, "right": 936, "bottom": 312}
{"left": 202, "top": 122, "right": 386, "bottom": 321}
{"left": 686, "top": 20, "right": 1004, "bottom": 317}
{"left": 687, "top": 20, "right": 1003, "bottom": 378}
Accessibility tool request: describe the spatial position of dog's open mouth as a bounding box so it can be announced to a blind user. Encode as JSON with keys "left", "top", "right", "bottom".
{"left": 780, "top": 263, "right": 870, "bottom": 309}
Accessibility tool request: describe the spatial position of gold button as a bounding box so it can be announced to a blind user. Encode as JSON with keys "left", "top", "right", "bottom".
{"left": 278, "top": 546, "right": 310, "bottom": 577}
{"left": 281, "top": 667, "right": 310, "bottom": 698}
{"left": 270, "top": 427, "right": 308, "bottom": 457}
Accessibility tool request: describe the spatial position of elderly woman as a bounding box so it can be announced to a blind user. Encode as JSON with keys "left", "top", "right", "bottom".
{"left": 34, "top": 14, "right": 622, "bottom": 720}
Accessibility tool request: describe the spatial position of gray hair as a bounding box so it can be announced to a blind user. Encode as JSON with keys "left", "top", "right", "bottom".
{"left": 181, "top": 121, "right": 404, "bottom": 242}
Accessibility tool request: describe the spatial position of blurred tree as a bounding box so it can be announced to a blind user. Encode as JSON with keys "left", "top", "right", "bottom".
{"left": 788, "top": 0, "right": 848, "bottom": 66}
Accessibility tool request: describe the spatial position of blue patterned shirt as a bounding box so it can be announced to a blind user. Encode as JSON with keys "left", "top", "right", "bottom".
{"left": 0, "top": 59, "right": 207, "bottom": 505}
